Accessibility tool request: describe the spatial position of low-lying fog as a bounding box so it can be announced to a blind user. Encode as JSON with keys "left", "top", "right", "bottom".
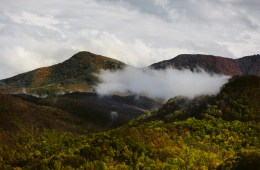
{"left": 95, "top": 67, "right": 230, "bottom": 99}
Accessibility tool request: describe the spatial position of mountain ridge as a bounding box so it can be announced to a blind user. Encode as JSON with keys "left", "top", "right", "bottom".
{"left": 150, "top": 54, "right": 260, "bottom": 76}
{"left": 0, "top": 52, "right": 259, "bottom": 96}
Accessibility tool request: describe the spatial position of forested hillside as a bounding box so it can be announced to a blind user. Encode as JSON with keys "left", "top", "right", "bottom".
{"left": 0, "top": 51, "right": 125, "bottom": 95}
{"left": 0, "top": 75, "right": 259, "bottom": 169}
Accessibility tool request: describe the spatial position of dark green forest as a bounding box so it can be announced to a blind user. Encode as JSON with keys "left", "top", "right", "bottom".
{"left": 0, "top": 75, "right": 259, "bottom": 169}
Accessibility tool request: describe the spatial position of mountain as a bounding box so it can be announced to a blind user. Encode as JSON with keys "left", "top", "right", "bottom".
{"left": 0, "top": 51, "right": 125, "bottom": 96}
{"left": 0, "top": 51, "right": 162, "bottom": 132}
{"left": 1, "top": 52, "right": 259, "bottom": 97}
{"left": 0, "top": 49, "right": 259, "bottom": 169}
{"left": 150, "top": 54, "right": 260, "bottom": 76}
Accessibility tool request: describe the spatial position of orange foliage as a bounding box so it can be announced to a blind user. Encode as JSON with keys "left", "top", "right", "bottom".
{"left": 32, "top": 67, "right": 51, "bottom": 85}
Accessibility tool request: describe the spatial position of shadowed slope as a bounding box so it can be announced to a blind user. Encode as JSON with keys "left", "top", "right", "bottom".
{"left": 15, "top": 92, "right": 163, "bottom": 130}
{"left": 0, "top": 93, "right": 90, "bottom": 133}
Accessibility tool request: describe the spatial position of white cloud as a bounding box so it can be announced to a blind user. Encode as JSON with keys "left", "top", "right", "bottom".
{"left": 0, "top": 0, "right": 259, "bottom": 79}
{"left": 0, "top": 46, "right": 56, "bottom": 78}
{"left": 6, "top": 11, "right": 63, "bottom": 31}
{"left": 95, "top": 67, "right": 230, "bottom": 99}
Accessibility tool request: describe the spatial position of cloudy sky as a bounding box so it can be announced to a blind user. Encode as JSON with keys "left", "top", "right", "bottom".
{"left": 0, "top": 0, "right": 259, "bottom": 79}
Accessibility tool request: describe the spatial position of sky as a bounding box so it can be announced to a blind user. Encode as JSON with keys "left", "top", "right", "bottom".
{"left": 0, "top": 0, "right": 259, "bottom": 79}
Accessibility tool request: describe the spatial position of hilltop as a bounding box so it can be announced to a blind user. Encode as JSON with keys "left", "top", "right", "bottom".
{"left": 150, "top": 54, "right": 260, "bottom": 76}
{"left": 0, "top": 51, "right": 125, "bottom": 96}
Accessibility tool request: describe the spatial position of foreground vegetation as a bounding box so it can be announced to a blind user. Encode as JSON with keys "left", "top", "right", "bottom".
{"left": 1, "top": 116, "right": 259, "bottom": 169}
{"left": 0, "top": 75, "right": 259, "bottom": 169}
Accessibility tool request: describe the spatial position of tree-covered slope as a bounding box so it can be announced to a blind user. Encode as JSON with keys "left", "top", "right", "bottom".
{"left": 0, "top": 75, "right": 259, "bottom": 169}
{"left": 150, "top": 54, "right": 260, "bottom": 76}
{"left": 156, "top": 75, "right": 260, "bottom": 123}
{"left": 15, "top": 92, "right": 162, "bottom": 130}
{"left": 0, "top": 51, "right": 125, "bottom": 95}
{"left": 0, "top": 93, "right": 91, "bottom": 133}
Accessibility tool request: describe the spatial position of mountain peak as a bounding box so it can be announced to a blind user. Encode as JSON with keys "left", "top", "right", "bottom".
{"left": 0, "top": 51, "right": 126, "bottom": 95}
{"left": 70, "top": 51, "right": 98, "bottom": 59}
{"left": 63, "top": 51, "right": 125, "bottom": 69}
{"left": 69, "top": 51, "right": 117, "bottom": 60}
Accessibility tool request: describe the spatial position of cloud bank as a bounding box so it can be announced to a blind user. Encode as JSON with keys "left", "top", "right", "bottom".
{"left": 1, "top": 0, "right": 259, "bottom": 79}
{"left": 95, "top": 67, "right": 230, "bottom": 99}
